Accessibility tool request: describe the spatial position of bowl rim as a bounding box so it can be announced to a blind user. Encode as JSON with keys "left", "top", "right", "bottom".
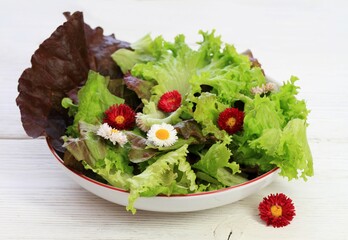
{"left": 47, "top": 138, "right": 279, "bottom": 198}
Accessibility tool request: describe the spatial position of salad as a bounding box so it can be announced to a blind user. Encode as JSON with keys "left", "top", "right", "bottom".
{"left": 16, "top": 12, "right": 313, "bottom": 213}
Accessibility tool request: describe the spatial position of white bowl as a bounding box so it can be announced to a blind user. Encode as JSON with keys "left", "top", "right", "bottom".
{"left": 48, "top": 139, "right": 279, "bottom": 213}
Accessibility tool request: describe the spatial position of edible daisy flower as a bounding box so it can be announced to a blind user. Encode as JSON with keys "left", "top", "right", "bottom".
{"left": 250, "top": 86, "right": 264, "bottom": 95}
{"left": 108, "top": 129, "right": 128, "bottom": 147}
{"left": 251, "top": 82, "right": 276, "bottom": 95}
{"left": 158, "top": 90, "right": 182, "bottom": 113}
{"left": 258, "top": 193, "right": 296, "bottom": 228}
{"left": 264, "top": 82, "right": 276, "bottom": 92}
{"left": 96, "top": 123, "right": 113, "bottom": 139}
{"left": 217, "top": 107, "right": 244, "bottom": 134}
{"left": 147, "top": 123, "right": 178, "bottom": 147}
{"left": 97, "top": 123, "right": 128, "bottom": 147}
{"left": 103, "top": 104, "right": 135, "bottom": 130}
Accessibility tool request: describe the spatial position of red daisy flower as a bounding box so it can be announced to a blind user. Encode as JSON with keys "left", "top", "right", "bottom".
{"left": 158, "top": 90, "right": 182, "bottom": 113}
{"left": 258, "top": 193, "right": 296, "bottom": 228}
{"left": 103, "top": 104, "right": 135, "bottom": 130}
{"left": 217, "top": 108, "right": 244, "bottom": 134}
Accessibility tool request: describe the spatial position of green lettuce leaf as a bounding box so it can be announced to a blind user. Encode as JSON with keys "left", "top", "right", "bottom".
{"left": 276, "top": 119, "right": 313, "bottom": 180}
{"left": 231, "top": 94, "right": 283, "bottom": 172}
{"left": 64, "top": 134, "right": 133, "bottom": 189}
{"left": 112, "top": 34, "right": 167, "bottom": 73}
{"left": 193, "top": 138, "right": 246, "bottom": 187}
{"left": 128, "top": 31, "right": 231, "bottom": 102}
{"left": 71, "top": 71, "right": 124, "bottom": 135}
{"left": 84, "top": 146, "right": 133, "bottom": 190}
{"left": 83, "top": 145, "right": 133, "bottom": 189}
{"left": 61, "top": 97, "right": 78, "bottom": 117}
{"left": 250, "top": 119, "right": 313, "bottom": 180}
{"left": 232, "top": 77, "right": 313, "bottom": 179}
{"left": 63, "top": 121, "right": 133, "bottom": 189}
{"left": 190, "top": 45, "right": 265, "bottom": 104}
{"left": 130, "top": 34, "right": 205, "bottom": 103}
{"left": 271, "top": 76, "right": 310, "bottom": 121}
{"left": 127, "top": 144, "right": 197, "bottom": 213}
{"left": 62, "top": 121, "right": 106, "bottom": 167}
{"left": 135, "top": 100, "right": 183, "bottom": 131}
{"left": 243, "top": 95, "right": 285, "bottom": 136}
{"left": 192, "top": 92, "right": 229, "bottom": 140}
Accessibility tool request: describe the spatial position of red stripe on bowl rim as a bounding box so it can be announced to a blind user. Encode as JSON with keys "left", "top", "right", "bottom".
{"left": 47, "top": 138, "right": 279, "bottom": 198}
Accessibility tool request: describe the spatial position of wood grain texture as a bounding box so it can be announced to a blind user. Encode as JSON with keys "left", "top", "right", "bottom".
{"left": 1, "top": 0, "right": 348, "bottom": 239}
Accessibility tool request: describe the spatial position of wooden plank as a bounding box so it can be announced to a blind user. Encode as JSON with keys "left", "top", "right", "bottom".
{"left": 0, "top": 139, "right": 347, "bottom": 239}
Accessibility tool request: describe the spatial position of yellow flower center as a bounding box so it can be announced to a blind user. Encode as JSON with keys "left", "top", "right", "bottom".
{"left": 167, "top": 98, "right": 176, "bottom": 103}
{"left": 115, "top": 115, "right": 125, "bottom": 125}
{"left": 226, "top": 117, "right": 236, "bottom": 128}
{"left": 111, "top": 128, "right": 119, "bottom": 133}
{"left": 155, "top": 129, "right": 170, "bottom": 140}
{"left": 270, "top": 205, "right": 283, "bottom": 218}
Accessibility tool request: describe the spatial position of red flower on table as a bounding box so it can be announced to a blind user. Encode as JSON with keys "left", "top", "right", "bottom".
{"left": 103, "top": 104, "right": 135, "bottom": 130}
{"left": 258, "top": 193, "right": 296, "bottom": 228}
{"left": 158, "top": 90, "right": 182, "bottom": 113}
{"left": 217, "top": 107, "right": 244, "bottom": 134}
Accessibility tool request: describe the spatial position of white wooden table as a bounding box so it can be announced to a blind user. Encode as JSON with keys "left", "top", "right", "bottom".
{"left": 1, "top": 0, "right": 347, "bottom": 239}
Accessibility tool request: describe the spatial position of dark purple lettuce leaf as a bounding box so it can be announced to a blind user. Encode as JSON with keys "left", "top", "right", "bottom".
{"left": 241, "top": 49, "right": 264, "bottom": 74}
{"left": 174, "top": 120, "right": 206, "bottom": 143}
{"left": 64, "top": 12, "right": 130, "bottom": 79}
{"left": 16, "top": 12, "right": 89, "bottom": 147}
{"left": 107, "top": 78, "right": 142, "bottom": 111}
{"left": 123, "top": 73, "right": 154, "bottom": 101}
{"left": 16, "top": 11, "right": 129, "bottom": 151}
{"left": 125, "top": 132, "right": 158, "bottom": 163}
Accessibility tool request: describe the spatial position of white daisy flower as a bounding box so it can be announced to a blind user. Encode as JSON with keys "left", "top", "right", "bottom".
{"left": 251, "top": 86, "right": 264, "bottom": 95}
{"left": 97, "top": 123, "right": 113, "bottom": 139}
{"left": 109, "top": 129, "right": 128, "bottom": 147}
{"left": 265, "top": 82, "right": 276, "bottom": 92}
{"left": 147, "top": 123, "right": 178, "bottom": 147}
{"left": 251, "top": 82, "right": 276, "bottom": 95}
{"left": 96, "top": 123, "right": 128, "bottom": 147}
